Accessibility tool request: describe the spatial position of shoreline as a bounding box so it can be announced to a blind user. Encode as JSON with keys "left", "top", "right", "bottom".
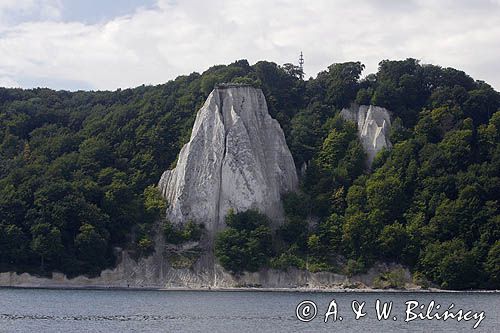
{"left": 1, "top": 285, "right": 498, "bottom": 293}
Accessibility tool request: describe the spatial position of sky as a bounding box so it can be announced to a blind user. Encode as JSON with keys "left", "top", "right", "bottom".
{"left": 0, "top": 0, "right": 499, "bottom": 91}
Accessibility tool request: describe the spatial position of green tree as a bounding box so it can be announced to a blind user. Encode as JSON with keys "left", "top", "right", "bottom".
{"left": 30, "top": 223, "right": 64, "bottom": 270}
{"left": 484, "top": 241, "right": 500, "bottom": 288}
{"left": 215, "top": 210, "right": 273, "bottom": 274}
{"left": 378, "top": 223, "right": 409, "bottom": 260}
{"left": 419, "top": 239, "right": 480, "bottom": 289}
{"left": 0, "top": 224, "right": 28, "bottom": 266}
{"left": 75, "top": 224, "right": 108, "bottom": 273}
{"left": 319, "top": 62, "right": 365, "bottom": 108}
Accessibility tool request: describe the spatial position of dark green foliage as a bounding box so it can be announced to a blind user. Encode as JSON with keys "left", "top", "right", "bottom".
{"left": 30, "top": 223, "right": 64, "bottom": 271}
{"left": 143, "top": 185, "right": 167, "bottom": 217}
{"left": 215, "top": 210, "right": 273, "bottom": 274}
{"left": 275, "top": 59, "right": 500, "bottom": 290}
{"left": 75, "top": 224, "right": 109, "bottom": 274}
{"left": 1, "top": 58, "right": 499, "bottom": 289}
{"left": 373, "top": 268, "right": 407, "bottom": 289}
{"left": 307, "top": 213, "right": 344, "bottom": 265}
{"left": 345, "top": 258, "right": 368, "bottom": 277}
{"left": 277, "top": 217, "right": 309, "bottom": 254}
{"left": 485, "top": 241, "right": 500, "bottom": 287}
{"left": 136, "top": 236, "right": 155, "bottom": 257}
{"left": 302, "top": 115, "right": 366, "bottom": 219}
{"left": 289, "top": 107, "right": 324, "bottom": 166}
{"left": 282, "top": 192, "right": 311, "bottom": 219}
{"left": 0, "top": 60, "right": 302, "bottom": 276}
{"left": 419, "top": 239, "right": 480, "bottom": 289}
{"left": 316, "top": 62, "right": 365, "bottom": 108}
{"left": 270, "top": 243, "right": 306, "bottom": 270}
{"left": 163, "top": 220, "right": 204, "bottom": 245}
{"left": 329, "top": 110, "right": 498, "bottom": 289}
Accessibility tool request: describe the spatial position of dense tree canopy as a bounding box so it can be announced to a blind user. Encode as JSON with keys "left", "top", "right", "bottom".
{"left": 1, "top": 58, "right": 499, "bottom": 289}
{"left": 215, "top": 210, "right": 273, "bottom": 274}
{"left": 276, "top": 59, "right": 500, "bottom": 289}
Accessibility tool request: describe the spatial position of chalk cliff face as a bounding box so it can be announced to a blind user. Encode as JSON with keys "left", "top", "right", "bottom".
{"left": 340, "top": 104, "right": 392, "bottom": 167}
{"left": 158, "top": 85, "right": 298, "bottom": 234}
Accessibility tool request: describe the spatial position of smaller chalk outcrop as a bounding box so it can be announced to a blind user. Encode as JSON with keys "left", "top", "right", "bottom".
{"left": 340, "top": 104, "right": 392, "bottom": 167}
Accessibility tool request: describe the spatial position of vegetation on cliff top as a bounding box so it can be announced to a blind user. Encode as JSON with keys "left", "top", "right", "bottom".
{"left": 0, "top": 58, "right": 499, "bottom": 289}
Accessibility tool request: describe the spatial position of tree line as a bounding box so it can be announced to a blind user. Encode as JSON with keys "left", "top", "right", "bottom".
{"left": 1, "top": 58, "right": 499, "bottom": 289}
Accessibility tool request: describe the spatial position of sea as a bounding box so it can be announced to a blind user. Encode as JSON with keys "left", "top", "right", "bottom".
{"left": 0, "top": 288, "right": 498, "bottom": 332}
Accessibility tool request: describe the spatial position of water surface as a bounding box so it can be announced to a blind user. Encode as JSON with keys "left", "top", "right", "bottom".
{"left": 0, "top": 288, "right": 498, "bottom": 332}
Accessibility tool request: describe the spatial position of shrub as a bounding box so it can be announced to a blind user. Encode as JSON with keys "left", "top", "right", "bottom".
{"left": 164, "top": 220, "right": 204, "bottom": 244}
{"left": 373, "top": 268, "right": 407, "bottom": 289}
{"left": 215, "top": 210, "right": 273, "bottom": 274}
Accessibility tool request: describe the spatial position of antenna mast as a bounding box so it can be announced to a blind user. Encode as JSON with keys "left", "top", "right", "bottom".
{"left": 298, "top": 51, "right": 304, "bottom": 80}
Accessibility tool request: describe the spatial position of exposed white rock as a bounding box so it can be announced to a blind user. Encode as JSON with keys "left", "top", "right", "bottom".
{"left": 340, "top": 104, "right": 392, "bottom": 167}
{"left": 0, "top": 256, "right": 413, "bottom": 290}
{"left": 158, "top": 85, "right": 298, "bottom": 235}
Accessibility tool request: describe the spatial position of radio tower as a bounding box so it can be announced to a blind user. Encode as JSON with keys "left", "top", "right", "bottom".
{"left": 298, "top": 51, "right": 304, "bottom": 80}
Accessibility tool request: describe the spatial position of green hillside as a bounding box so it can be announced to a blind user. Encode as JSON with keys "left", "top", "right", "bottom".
{"left": 1, "top": 59, "right": 499, "bottom": 289}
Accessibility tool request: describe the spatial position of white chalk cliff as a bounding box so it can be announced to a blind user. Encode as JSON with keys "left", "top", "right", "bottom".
{"left": 158, "top": 85, "right": 298, "bottom": 234}
{"left": 340, "top": 104, "right": 392, "bottom": 167}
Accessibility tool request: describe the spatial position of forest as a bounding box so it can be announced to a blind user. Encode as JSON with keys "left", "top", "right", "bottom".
{"left": 0, "top": 58, "right": 499, "bottom": 289}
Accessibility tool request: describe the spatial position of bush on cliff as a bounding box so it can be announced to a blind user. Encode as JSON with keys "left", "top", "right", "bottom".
{"left": 163, "top": 220, "right": 204, "bottom": 244}
{"left": 215, "top": 210, "right": 273, "bottom": 274}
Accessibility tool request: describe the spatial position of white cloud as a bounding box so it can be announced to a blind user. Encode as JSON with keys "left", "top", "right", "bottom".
{"left": 0, "top": 0, "right": 37, "bottom": 12}
{"left": 0, "top": 0, "right": 62, "bottom": 25}
{"left": 0, "top": 76, "right": 20, "bottom": 87}
{"left": 0, "top": 0, "right": 499, "bottom": 90}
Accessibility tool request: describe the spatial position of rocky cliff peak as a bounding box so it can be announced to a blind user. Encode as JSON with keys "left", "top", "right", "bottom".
{"left": 340, "top": 104, "right": 392, "bottom": 167}
{"left": 158, "top": 86, "right": 298, "bottom": 235}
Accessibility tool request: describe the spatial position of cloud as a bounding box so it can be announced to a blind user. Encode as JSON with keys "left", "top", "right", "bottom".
{"left": 0, "top": 0, "right": 499, "bottom": 90}
{"left": 0, "top": 0, "right": 62, "bottom": 25}
{"left": 0, "top": 76, "right": 20, "bottom": 88}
